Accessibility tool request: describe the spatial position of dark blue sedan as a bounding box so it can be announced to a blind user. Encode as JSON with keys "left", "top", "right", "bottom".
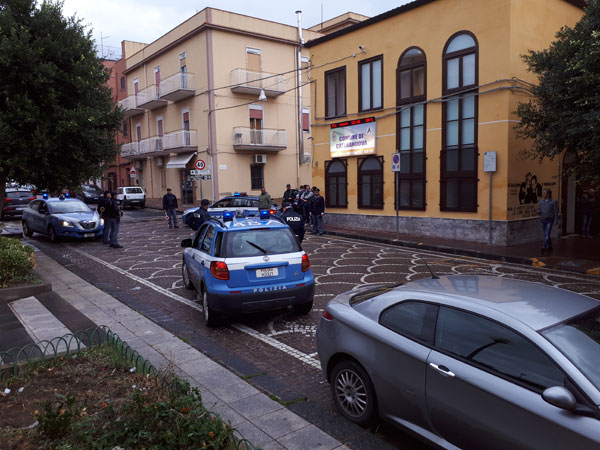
{"left": 22, "top": 196, "right": 104, "bottom": 242}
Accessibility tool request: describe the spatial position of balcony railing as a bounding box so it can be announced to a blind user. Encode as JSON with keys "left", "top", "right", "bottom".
{"left": 118, "top": 96, "right": 144, "bottom": 117}
{"left": 163, "top": 129, "right": 197, "bottom": 153}
{"left": 136, "top": 85, "right": 168, "bottom": 110}
{"left": 230, "top": 69, "right": 286, "bottom": 97}
{"left": 139, "top": 136, "right": 165, "bottom": 156}
{"left": 232, "top": 127, "right": 286, "bottom": 151}
{"left": 159, "top": 72, "right": 195, "bottom": 102}
{"left": 121, "top": 142, "right": 143, "bottom": 159}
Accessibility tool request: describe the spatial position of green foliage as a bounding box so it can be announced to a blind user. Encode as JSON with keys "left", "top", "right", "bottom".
{"left": 37, "top": 394, "right": 79, "bottom": 440}
{"left": 515, "top": 0, "right": 600, "bottom": 181}
{"left": 0, "top": 236, "right": 35, "bottom": 287}
{"left": 0, "top": 0, "right": 123, "bottom": 193}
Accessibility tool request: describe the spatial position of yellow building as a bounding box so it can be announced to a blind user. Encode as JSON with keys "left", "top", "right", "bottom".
{"left": 118, "top": 8, "right": 324, "bottom": 205}
{"left": 305, "top": 0, "right": 585, "bottom": 245}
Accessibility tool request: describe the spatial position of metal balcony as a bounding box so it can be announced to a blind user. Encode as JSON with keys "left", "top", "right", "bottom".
{"left": 118, "top": 96, "right": 144, "bottom": 117}
{"left": 136, "top": 85, "right": 168, "bottom": 110}
{"left": 139, "top": 136, "right": 167, "bottom": 157}
{"left": 121, "top": 142, "right": 144, "bottom": 159}
{"left": 159, "top": 72, "right": 195, "bottom": 102}
{"left": 232, "top": 127, "right": 286, "bottom": 152}
{"left": 163, "top": 129, "right": 197, "bottom": 153}
{"left": 230, "top": 69, "right": 286, "bottom": 97}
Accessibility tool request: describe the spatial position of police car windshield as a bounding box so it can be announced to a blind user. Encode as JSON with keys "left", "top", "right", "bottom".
{"left": 224, "top": 229, "right": 299, "bottom": 257}
{"left": 49, "top": 202, "right": 91, "bottom": 214}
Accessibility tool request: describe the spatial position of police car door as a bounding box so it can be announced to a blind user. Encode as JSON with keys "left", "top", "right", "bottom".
{"left": 186, "top": 224, "right": 209, "bottom": 287}
{"left": 198, "top": 225, "right": 217, "bottom": 286}
{"left": 208, "top": 198, "right": 232, "bottom": 219}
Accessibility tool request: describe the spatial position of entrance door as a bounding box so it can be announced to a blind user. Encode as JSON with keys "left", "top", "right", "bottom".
{"left": 250, "top": 106, "right": 263, "bottom": 145}
{"left": 180, "top": 169, "right": 194, "bottom": 204}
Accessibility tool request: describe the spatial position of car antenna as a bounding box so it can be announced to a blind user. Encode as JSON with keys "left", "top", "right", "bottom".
{"left": 425, "top": 263, "right": 439, "bottom": 279}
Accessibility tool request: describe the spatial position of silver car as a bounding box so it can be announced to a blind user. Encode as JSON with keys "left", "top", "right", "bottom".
{"left": 316, "top": 275, "right": 600, "bottom": 449}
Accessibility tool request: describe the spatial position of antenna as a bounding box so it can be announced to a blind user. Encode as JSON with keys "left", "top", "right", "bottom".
{"left": 425, "top": 263, "right": 439, "bottom": 279}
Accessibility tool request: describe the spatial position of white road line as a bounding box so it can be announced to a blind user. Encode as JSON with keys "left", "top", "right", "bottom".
{"left": 66, "top": 245, "right": 322, "bottom": 370}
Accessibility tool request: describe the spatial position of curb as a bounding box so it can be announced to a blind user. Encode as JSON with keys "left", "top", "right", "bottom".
{"left": 0, "top": 281, "right": 52, "bottom": 304}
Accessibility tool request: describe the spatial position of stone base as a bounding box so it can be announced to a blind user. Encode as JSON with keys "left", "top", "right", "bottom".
{"left": 323, "top": 213, "right": 560, "bottom": 246}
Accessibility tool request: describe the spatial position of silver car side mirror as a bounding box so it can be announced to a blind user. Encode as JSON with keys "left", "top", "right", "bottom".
{"left": 542, "top": 386, "right": 576, "bottom": 411}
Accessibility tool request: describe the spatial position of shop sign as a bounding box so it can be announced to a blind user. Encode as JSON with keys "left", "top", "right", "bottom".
{"left": 330, "top": 117, "right": 376, "bottom": 158}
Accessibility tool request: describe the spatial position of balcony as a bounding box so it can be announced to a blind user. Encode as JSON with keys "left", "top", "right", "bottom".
{"left": 230, "top": 69, "right": 285, "bottom": 97}
{"left": 139, "top": 136, "right": 166, "bottom": 157}
{"left": 118, "top": 96, "right": 144, "bottom": 117}
{"left": 136, "top": 85, "right": 168, "bottom": 110}
{"left": 159, "top": 72, "right": 195, "bottom": 102}
{"left": 233, "top": 127, "right": 286, "bottom": 152}
{"left": 121, "top": 142, "right": 144, "bottom": 159}
{"left": 163, "top": 129, "right": 197, "bottom": 153}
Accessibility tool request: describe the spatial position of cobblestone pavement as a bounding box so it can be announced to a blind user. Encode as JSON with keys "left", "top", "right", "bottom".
{"left": 26, "top": 210, "right": 600, "bottom": 450}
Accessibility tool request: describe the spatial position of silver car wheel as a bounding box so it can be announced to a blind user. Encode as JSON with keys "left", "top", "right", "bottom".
{"left": 335, "top": 368, "right": 368, "bottom": 417}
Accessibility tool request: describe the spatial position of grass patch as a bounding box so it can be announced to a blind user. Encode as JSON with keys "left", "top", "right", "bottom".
{"left": 1, "top": 344, "right": 247, "bottom": 449}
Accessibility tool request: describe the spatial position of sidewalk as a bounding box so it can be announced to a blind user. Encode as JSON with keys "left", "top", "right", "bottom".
{"left": 1, "top": 248, "right": 347, "bottom": 450}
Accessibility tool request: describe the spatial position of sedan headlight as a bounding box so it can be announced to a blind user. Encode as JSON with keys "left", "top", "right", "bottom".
{"left": 60, "top": 220, "right": 75, "bottom": 228}
{"left": 100, "top": 218, "right": 104, "bottom": 226}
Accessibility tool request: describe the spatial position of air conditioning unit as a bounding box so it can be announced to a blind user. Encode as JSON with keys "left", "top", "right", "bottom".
{"left": 156, "top": 157, "right": 164, "bottom": 167}
{"left": 254, "top": 154, "right": 267, "bottom": 164}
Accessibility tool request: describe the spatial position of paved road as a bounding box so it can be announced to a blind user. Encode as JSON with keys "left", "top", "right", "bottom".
{"left": 24, "top": 208, "right": 600, "bottom": 449}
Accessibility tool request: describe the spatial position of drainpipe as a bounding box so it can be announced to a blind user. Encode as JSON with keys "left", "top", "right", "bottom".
{"left": 296, "top": 11, "right": 304, "bottom": 181}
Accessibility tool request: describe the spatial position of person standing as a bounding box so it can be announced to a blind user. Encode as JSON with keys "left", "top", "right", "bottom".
{"left": 301, "top": 185, "right": 313, "bottom": 224}
{"left": 537, "top": 188, "right": 558, "bottom": 250}
{"left": 281, "top": 202, "right": 305, "bottom": 243}
{"left": 581, "top": 189, "right": 596, "bottom": 238}
{"left": 162, "top": 188, "right": 179, "bottom": 229}
{"left": 98, "top": 190, "right": 112, "bottom": 245}
{"left": 191, "top": 199, "right": 210, "bottom": 231}
{"left": 311, "top": 188, "right": 325, "bottom": 235}
{"left": 106, "top": 191, "right": 123, "bottom": 248}
{"left": 258, "top": 186, "right": 272, "bottom": 210}
{"left": 282, "top": 184, "right": 296, "bottom": 204}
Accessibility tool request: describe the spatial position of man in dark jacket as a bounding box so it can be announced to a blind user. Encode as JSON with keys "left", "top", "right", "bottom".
{"left": 281, "top": 202, "right": 304, "bottom": 243}
{"left": 162, "top": 188, "right": 179, "bottom": 229}
{"left": 97, "top": 191, "right": 111, "bottom": 244}
{"left": 105, "top": 192, "right": 123, "bottom": 248}
{"left": 190, "top": 199, "right": 210, "bottom": 231}
{"left": 282, "top": 184, "right": 298, "bottom": 205}
{"left": 310, "top": 188, "right": 325, "bottom": 235}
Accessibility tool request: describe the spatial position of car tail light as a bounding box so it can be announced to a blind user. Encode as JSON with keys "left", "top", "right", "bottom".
{"left": 210, "top": 261, "right": 230, "bottom": 280}
{"left": 4, "top": 206, "right": 14, "bottom": 211}
{"left": 322, "top": 309, "right": 334, "bottom": 321}
{"left": 301, "top": 253, "right": 310, "bottom": 272}
{"left": 269, "top": 209, "right": 275, "bottom": 215}
{"left": 28, "top": 196, "right": 35, "bottom": 201}
{"left": 4, "top": 198, "right": 12, "bottom": 203}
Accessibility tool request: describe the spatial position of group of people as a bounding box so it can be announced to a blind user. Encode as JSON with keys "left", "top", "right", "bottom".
{"left": 280, "top": 184, "right": 325, "bottom": 238}
{"left": 97, "top": 191, "right": 123, "bottom": 248}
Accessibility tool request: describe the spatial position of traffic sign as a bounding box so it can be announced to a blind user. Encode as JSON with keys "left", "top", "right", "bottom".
{"left": 195, "top": 159, "right": 206, "bottom": 170}
{"left": 130, "top": 165, "right": 137, "bottom": 175}
{"left": 190, "top": 169, "right": 201, "bottom": 175}
{"left": 392, "top": 152, "right": 401, "bottom": 172}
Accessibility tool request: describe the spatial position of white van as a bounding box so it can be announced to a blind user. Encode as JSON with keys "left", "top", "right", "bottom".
{"left": 116, "top": 187, "right": 146, "bottom": 209}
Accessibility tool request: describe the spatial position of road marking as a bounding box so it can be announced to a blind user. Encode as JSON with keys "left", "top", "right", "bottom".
{"left": 66, "top": 244, "right": 322, "bottom": 370}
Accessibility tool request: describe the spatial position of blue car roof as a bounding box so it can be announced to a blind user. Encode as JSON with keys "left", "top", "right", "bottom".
{"left": 46, "top": 198, "right": 84, "bottom": 203}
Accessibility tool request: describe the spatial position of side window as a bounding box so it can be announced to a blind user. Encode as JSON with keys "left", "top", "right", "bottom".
{"left": 213, "top": 199, "right": 232, "bottom": 208}
{"left": 213, "top": 232, "right": 223, "bottom": 257}
{"left": 193, "top": 224, "right": 209, "bottom": 249}
{"left": 38, "top": 202, "right": 48, "bottom": 213}
{"left": 200, "top": 226, "right": 215, "bottom": 253}
{"left": 380, "top": 301, "right": 437, "bottom": 344}
{"left": 435, "top": 307, "right": 565, "bottom": 391}
{"left": 29, "top": 200, "right": 41, "bottom": 212}
{"left": 249, "top": 199, "right": 259, "bottom": 207}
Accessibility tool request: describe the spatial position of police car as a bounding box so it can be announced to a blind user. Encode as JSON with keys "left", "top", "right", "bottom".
{"left": 180, "top": 210, "right": 314, "bottom": 326}
{"left": 182, "top": 193, "right": 279, "bottom": 227}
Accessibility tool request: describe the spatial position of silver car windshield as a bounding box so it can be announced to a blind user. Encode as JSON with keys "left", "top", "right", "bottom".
{"left": 49, "top": 202, "right": 91, "bottom": 214}
{"left": 542, "top": 306, "right": 600, "bottom": 391}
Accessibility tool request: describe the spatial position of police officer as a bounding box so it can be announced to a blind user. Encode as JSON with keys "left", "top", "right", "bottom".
{"left": 281, "top": 202, "right": 305, "bottom": 243}
{"left": 190, "top": 199, "right": 210, "bottom": 231}
{"left": 98, "top": 191, "right": 112, "bottom": 245}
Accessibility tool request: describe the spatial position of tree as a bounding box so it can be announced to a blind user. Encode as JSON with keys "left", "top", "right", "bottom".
{"left": 0, "top": 0, "right": 122, "bottom": 213}
{"left": 515, "top": 0, "right": 600, "bottom": 182}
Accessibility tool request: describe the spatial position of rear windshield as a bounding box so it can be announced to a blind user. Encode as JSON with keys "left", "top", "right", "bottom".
{"left": 48, "top": 202, "right": 92, "bottom": 214}
{"left": 224, "top": 228, "right": 299, "bottom": 257}
{"left": 6, "top": 191, "right": 33, "bottom": 199}
{"left": 125, "top": 188, "right": 143, "bottom": 194}
{"left": 350, "top": 284, "right": 404, "bottom": 306}
{"left": 81, "top": 185, "right": 101, "bottom": 192}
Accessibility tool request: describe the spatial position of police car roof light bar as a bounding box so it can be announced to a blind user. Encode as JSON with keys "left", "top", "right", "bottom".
{"left": 223, "top": 211, "right": 234, "bottom": 222}
{"left": 259, "top": 210, "right": 270, "bottom": 220}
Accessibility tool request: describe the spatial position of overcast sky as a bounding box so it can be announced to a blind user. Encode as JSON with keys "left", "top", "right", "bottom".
{"left": 61, "top": 0, "right": 413, "bottom": 59}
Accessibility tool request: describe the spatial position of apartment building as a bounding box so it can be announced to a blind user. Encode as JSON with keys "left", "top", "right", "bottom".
{"left": 305, "top": 0, "right": 585, "bottom": 245}
{"left": 118, "top": 8, "right": 324, "bottom": 205}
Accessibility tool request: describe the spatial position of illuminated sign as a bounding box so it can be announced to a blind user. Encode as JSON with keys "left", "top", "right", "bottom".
{"left": 330, "top": 117, "right": 376, "bottom": 157}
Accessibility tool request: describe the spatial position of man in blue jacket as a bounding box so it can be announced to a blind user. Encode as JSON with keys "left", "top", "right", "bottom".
{"left": 162, "top": 188, "right": 179, "bottom": 229}
{"left": 310, "top": 188, "right": 325, "bottom": 235}
{"left": 537, "top": 188, "right": 558, "bottom": 250}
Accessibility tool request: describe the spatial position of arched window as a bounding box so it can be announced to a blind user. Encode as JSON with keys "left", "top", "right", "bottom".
{"left": 358, "top": 156, "right": 384, "bottom": 209}
{"left": 396, "top": 47, "right": 426, "bottom": 210}
{"left": 441, "top": 32, "right": 478, "bottom": 212}
{"left": 325, "top": 159, "right": 347, "bottom": 208}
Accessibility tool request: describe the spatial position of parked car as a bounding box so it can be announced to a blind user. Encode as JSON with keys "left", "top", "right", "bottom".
{"left": 22, "top": 196, "right": 104, "bottom": 242}
{"left": 180, "top": 211, "right": 314, "bottom": 326}
{"left": 182, "top": 193, "right": 279, "bottom": 227}
{"left": 2, "top": 188, "right": 36, "bottom": 220}
{"left": 116, "top": 186, "right": 145, "bottom": 209}
{"left": 75, "top": 184, "right": 103, "bottom": 203}
{"left": 317, "top": 275, "right": 600, "bottom": 449}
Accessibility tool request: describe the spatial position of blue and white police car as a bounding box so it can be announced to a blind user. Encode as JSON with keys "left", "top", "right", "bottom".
{"left": 182, "top": 193, "right": 279, "bottom": 227}
{"left": 21, "top": 195, "right": 104, "bottom": 242}
{"left": 180, "top": 210, "right": 314, "bottom": 326}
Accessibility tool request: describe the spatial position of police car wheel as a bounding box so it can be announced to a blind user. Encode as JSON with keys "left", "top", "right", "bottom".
{"left": 293, "top": 299, "right": 313, "bottom": 315}
{"left": 48, "top": 226, "right": 58, "bottom": 243}
{"left": 22, "top": 221, "right": 33, "bottom": 237}
{"left": 182, "top": 261, "right": 194, "bottom": 290}
{"left": 202, "top": 289, "right": 220, "bottom": 327}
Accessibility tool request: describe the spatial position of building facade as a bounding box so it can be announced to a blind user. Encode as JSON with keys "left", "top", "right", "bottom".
{"left": 305, "top": 0, "right": 585, "bottom": 245}
{"left": 118, "top": 9, "right": 322, "bottom": 205}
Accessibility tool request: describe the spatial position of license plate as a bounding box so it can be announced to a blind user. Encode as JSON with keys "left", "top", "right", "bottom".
{"left": 84, "top": 233, "right": 94, "bottom": 238}
{"left": 256, "top": 267, "right": 278, "bottom": 278}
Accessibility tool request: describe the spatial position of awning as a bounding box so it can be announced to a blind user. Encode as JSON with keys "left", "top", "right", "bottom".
{"left": 166, "top": 153, "right": 196, "bottom": 169}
